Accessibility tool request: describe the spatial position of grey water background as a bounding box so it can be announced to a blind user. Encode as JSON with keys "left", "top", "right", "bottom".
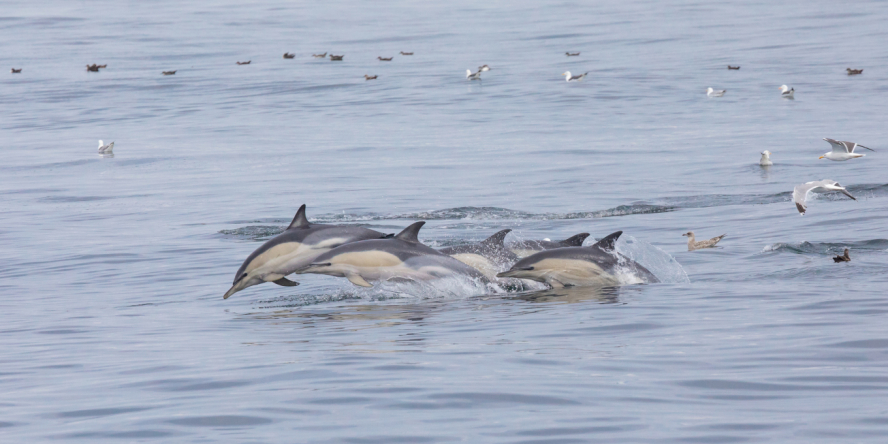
{"left": 3, "top": 0, "right": 888, "bottom": 441}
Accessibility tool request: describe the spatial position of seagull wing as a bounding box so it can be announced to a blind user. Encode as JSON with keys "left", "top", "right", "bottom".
{"left": 840, "top": 189, "right": 857, "bottom": 201}
{"left": 851, "top": 143, "right": 875, "bottom": 153}
{"left": 824, "top": 138, "right": 848, "bottom": 153}
{"left": 792, "top": 181, "right": 822, "bottom": 214}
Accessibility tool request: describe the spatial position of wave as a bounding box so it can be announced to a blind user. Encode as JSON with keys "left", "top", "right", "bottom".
{"left": 762, "top": 239, "right": 888, "bottom": 255}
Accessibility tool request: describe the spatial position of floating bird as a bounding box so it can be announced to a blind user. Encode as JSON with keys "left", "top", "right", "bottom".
{"left": 11, "top": 68, "right": 21, "bottom": 73}
{"left": 562, "top": 71, "right": 587, "bottom": 82}
{"left": 162, "top": 70, "right": 176, "bottom": 75}
{"left": 727, "top": 65, "right": 740, "bottom": 70}
{"left": 466, "top": 69, "right": 482, "bottom": 81}
{"left": 478, "top": 64, "right": 491, "bottom": 72}
{"left": 400, "top": 51, "right": 413, "bottom": 55}
{"left": 312, "top": 53, "right": 327, "bottom": 58}
{"left": 792, "top": 180, "right": 856, "bottom": 215}
{"left": 820, "top": 138, "right": 874, "bottom": 161}
{"left": 566, "top": 52, "right": 580, "bottom": 56}
{"left": 283, "top": 53, "right": 295, "bottom": 59}
{"left": 378, "top": 56, "right": 393, "bottom": 61}
{"left": 779, "top": 85, "right": 794, "bottom": 98}
{"left": 330, "top": 55, "right": 344, "bottom": 61}
{"left": 847, "top": 68, "right": 863, "bottom": 75}
{"left": 833, "top": 248, "right": 851, "bottom": 263}
{"left": 86, "top": 64, "right": 99, "bottom": 72}
{"left": 97, "top": 140, "right": 114, "bottom": 155}
{"left": 236, "top": 61, "right": 251, "bottom": 65}
{"left": 682, "top": 232, "right": 726, "bottom": 251}
{"left": 364, "top": 75, "right": 377, "bottom": 80}
{"left": 706, "top": 87, "right": 726, "bottom": 97}
{"left": 760, "top": 150, "right": 773, "bottom": 166}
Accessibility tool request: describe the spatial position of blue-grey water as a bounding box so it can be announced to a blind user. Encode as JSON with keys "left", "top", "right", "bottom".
{"left": 3, "top": 0, "right": 888, "bottom": 441}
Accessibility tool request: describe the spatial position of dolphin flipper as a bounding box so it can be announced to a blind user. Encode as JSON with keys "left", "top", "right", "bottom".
{"left": 273, "top": 277, "right": 300, "bottom": 287}
{"left": 346, "top": 273, "right": 373, "bottom": 287}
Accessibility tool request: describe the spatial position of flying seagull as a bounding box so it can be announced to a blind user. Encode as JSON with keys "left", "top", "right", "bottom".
{"left": 820, "top": 138, "right": 874, "bottom": 161}
{"left": 792, "top": 180, "right": 856, "bottom": 215}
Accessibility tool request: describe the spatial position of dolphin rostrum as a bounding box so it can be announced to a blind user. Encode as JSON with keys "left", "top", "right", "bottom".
{"left": 298, "top": 221, "right": 487, "bottom": 287}
{"left": 224, "top": 205, "right": 389, "bottom": 299}
{"left": 438, "top": 229, "right": 518, "bottom": 278}
{"left": 497, "top": 231, "right": 660, "bottom": 288}
{"left": 508, "top": 232, "right": 591, "bottom": 258}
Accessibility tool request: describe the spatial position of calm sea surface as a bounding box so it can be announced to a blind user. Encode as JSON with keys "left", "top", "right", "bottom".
{"left": 3, "top": 0, "right": 888, "bottom": 442}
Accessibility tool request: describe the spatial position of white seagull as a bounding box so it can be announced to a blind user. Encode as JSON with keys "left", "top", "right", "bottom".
{"left": 819, "top": 138, "right": 874, "bottom": 161}
{"left": 779, "top": 85, "right": 794, "bottom": 98}
{"left": 562, "top": 71, "right": 587, "bottom": 82}
{"left": 760, "top": 150, "right": 773, "bottom": 166}
{"left": 466, "top": 69, "right": 482, "bottom": 81}
{"left": 97, "top": 140, "right": 114, "bottom": 155}
{"left": 792, "top": 179, "right": 856, "bottom": 215}
{"left": 478, "top": 65, "right": 491, "bottom": 72}
{"left": 706, "top": 87, "right": 726, "bottom": 97}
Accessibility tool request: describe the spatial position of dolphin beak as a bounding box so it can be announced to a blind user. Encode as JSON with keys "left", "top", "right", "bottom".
{"left": 223, "top": 284, "right": 240, "bottom": 300}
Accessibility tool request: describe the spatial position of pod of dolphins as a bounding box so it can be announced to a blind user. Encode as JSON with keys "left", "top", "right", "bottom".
{"left": 224, "top": 205, "right": 659, "bottom": 299}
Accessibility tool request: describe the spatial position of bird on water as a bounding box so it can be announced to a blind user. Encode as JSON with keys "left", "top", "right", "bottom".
{"left": 682, "top": 232, "right": 726, "bottom": 251}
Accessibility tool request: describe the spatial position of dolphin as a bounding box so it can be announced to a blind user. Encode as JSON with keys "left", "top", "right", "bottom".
{"left": 497, "top": 231, "right": 660, "bottom": 288}
{"left": 438, "top": 229, "right": 518, "bottom": 278}
{"left": 224, "top": 205, "right": 390, "bottom": 299}
{"left": 298, "top": 221, "right": 487, "bottom": 287}
{"left": 508, "top": 232, "right": 591, "bottom": 258}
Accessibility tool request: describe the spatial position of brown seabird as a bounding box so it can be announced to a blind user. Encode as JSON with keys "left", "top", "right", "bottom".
{"left": 728, "top": 65, "right": 740, "bottom": 70}
{"left": 833, "top": 248, "right": 851, "bottom": 263}
{"left": 330, "top": 55, "right": 344, "bottom": 61}
{"left": 378, "top": 56, "right": 393, "bottom": 61}
{"left": 86, "top": 64, "right": 99, "bottom": 72}
{"left": 846, "top": 68, "right": 863, "bottom": 75}
{"left": 11, "top": 68, "right": 22, "bottom": 73}
{"left": 682, "top": 232, "right": 726, "bottom": 251}
{"left": 565, "top": 52, "right": 580, "bottom": 56}
{"left": 236, "top": 61, "right": 251, "bottom": 65}
{"left": 283, "top": 53, "right": 295, "bottom": 59}
{"left": 400, "top": 51, "right": 413, "bottom": 55}
{"left": 364, "top": 75, "right": 377, "bottom": 80}
{"left": 312, "top": 53, "right": 327, "bottom": 58}
{"left": 162, "top": 70, "right": 176, "bottom": 75}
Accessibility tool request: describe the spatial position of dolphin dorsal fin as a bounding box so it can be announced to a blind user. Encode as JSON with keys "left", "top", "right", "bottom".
{"left": 591, "top": 231, "right": 622, "bottom": 251}
{"left": 287, "top": 204, "right": 310, "bottom": 230}
{"left": 395, "top": 221, "right": 425, "bottom": 242}
{"left": 561, "top": 233, "right": 590, "bottom": 247}
{"left": 481, "top": 229, "right": 512, "bottom": 248}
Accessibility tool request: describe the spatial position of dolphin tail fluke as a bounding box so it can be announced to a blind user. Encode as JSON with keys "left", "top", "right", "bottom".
{"left": 592, "top": 231, "right": 623, "bottom": 252}
{"left": 273, "top": 277, "right": 300, "bottom": 287}
{"left": 561, "top": 232, "right": 591, "bottom": 247}
{"left": 287, "top": 204, "right": 311, "bottom": 229}
{"left": 395, "top": 221, "right": 425, "bottom": 242}
{"left": 346, "top": 274, "right": 373, "bottom": 287}
{"left": 481, "top": 229, "right": 512, "bottom": 247}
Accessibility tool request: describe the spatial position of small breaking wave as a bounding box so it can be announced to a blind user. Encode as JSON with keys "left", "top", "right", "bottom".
{"left": 762, "top": 239, "right": 888, "bottom": 255}
{"left": 616, "top": 236, "right": 690, "bottom": 284}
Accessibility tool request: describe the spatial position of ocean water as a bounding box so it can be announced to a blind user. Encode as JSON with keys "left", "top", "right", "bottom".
{"left": 3, "top": 0, "right": 888, "bottom": 441}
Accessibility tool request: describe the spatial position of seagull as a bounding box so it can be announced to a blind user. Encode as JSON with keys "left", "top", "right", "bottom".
{"left": 820, "top": 138, "right": 874, "bottom": 161}
{"left": 847, "top": 68, "right": 863, "bottom": 75}
{"left": 682, "top": 232, "right": 726, "bottom": 251}
{"left": 378, "top": 57, "right": 393, "bottom": 61}
{"left": 11, "top": 68, "right": 22, "bottom": 73}
{"left": 727, "top": 65, "right": 740, "bottom": 70}
{"left": 312, "top": 53, "right": 327, "bottom": 58}
{"left": 162, "top": 70, "right": 176, "bottom": 75}
{"left": 792, "top": 180, "right": 856, "bottom": 215}
{"left": 779, "top": 85, "right": 794, "bottom": 98}
{"left": 329, "top": 55, "right": 344, "bottom": 61}
{"left": 400, "top": 51, "right": 413, "bottom": 56}
{"left": 236, "top": 61, "right": 251, "bottom": 65}
{"left": 566, "top": 52, "right": 580, "bottom": 56}
{"left": 478, "top": 64, "right": 491, "bottom": 72}
{"left": 706, "top": 87, "right": 726, "bottom": 97}
{"left": 562, "top": 71, "right": 587, "bottom": 82}
{"left": 97, "top": 140, "right": 114, "bottom": 155}
{"left": 283, "top": 53, "right": 295, "bottom": 59}
{"left": 760, "top": 150, "right": 773, "bottom": 166}
{"left": 466, "top": 69, "right": 482, "bottom": 81}
{"left": 833, "top": 248, "right": 851, "bottom": 263}
{"left": 364, "top": 75, "right": 377, "bottom": 80}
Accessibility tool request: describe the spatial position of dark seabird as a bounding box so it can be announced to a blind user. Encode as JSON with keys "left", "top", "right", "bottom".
{"left": 283, "top": 53, "right": 295, "bottom": 59}
{"left": 162, "top": 70, "right": 176, "bottom": 75}
{"left": 378, "top": 56, "right": 393, "bottom": 61}
{"left": 364, "top": 75, "right": 377, "bottom": 80}
{"left": 312, "top": 53, "right": 327, "bottom": 58}
{"left": 86, "top": 64, "right": 99, "bottom": 72}
{"left": 330, "top": 55, "right": 344, "bottom": 61}
{"left": 566, "top": 52, "right": 581, "bottom": 56}
{"left": 833, "top": 248, "right": 851, "bottom": 263}
{"left": 236, "top": 61, "right": 251, "bottom": 65}
{"left": 847, "top": 68, "right": 863, "bottom": 75}
{"left": 400, "top": 51, "right": 413, "bottom": 55}
{"left": 727, "top": 65, "right": 740, "bottom": 70}
{"left": 11, "top": 68, "right": 22, "bottom": 73}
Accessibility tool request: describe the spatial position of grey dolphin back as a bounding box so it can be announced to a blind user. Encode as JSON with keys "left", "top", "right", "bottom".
{"left": 481, "top": 229, "right": 512, "bottom": 248}
{"left": 287, "top": 204, "right": 311, "bottom": 229}
{"left": 561, "top": 233, "right": 590, "bottom": 247}
{"left": 395, "top": 221, "right": 426, "bottom": 242}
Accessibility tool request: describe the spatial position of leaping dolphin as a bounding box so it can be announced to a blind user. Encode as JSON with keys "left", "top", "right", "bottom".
{"left": 298, "top": 221, "right": 487, "bottom": 287}
{"left": 497, "top": 231, "right": 660, "bottom": 288}
{"left": 224, "top": 205, "right": 390, "bottom": 299}
{"left": 438, "top": 229, "right": 518, "bottom": 279}
{"left": 508, "top": 233, "right": 590, "bottom": 258}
